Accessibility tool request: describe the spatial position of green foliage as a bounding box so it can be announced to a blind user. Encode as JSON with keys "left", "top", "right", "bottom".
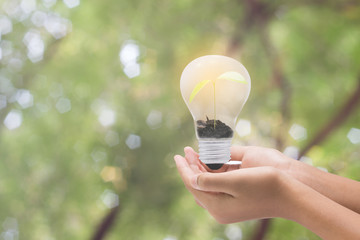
{"left": 0, "top": 0, "right": 359, "bottom": 239}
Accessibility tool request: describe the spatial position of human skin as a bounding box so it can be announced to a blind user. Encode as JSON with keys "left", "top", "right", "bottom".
{"left": 174, "top": 146, "right": 360, "bottom": 240}
{"left": 230, "top": 146, "right": 360, "bottom": 214}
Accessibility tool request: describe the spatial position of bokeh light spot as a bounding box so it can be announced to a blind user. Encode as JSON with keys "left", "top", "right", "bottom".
{"left": 235, "top": 119, "right": 251, "bottom": 137}
{"left": 125, "top": 134, "right": 141, "bottom": 149}
{"left": 0, "top": 16, "right": 12, "bottom": 35}
{"left": 119, "top": 41, "right": 141, "bottom": 78}
{"left": 42, "top": 0, "right": 57, "bottom": 8}
{"left": 55, "top": 97, "right": 71, "bottom": 113}
{"left": 16, "top": 89, "right": 34, "bottom": 108}
{"left": 146, "top": 110, "right": 162, "bottom": 129}
{"left": 100, "top": 166, "right": 122, "bottom": 182}
{"left": 347, "top": 128, "right": 360, "bottom": 144}
{"left": 63, "top": 0, "right": 80, "bottom": 8}
{"left": 20, "top": 0, "right": 37, "bottom": 14}
{"left": 289, "top": 123, "right": 307, "bottom": 141}
{"left": 23, "top": 30, "right": 44, "bottom": 63}
{"left": 44, "top": 14, "right": 72, "bottom": 39}
{"left": 4, "top": 110, "right": 22, "bottom": 130}
{"left": 163, "top": 236, "right": 177, "bottom": 240}
{"left": 283, "top": 146, "right": 299, "bottom": 160}
{"left": 100, "top": 189, "right": 119, "bottom": 209}
{"left": 123, "top": 62, "right": 140, "bottom": 78}
{"left": 1, "top": 217, "right": 18, "bottom": 240}
{"left": 225, "top": 225, "right": 242, "bottom": 240}
{"left": 119, "top": 42, "right": 139, "bottom": 65}
{"left": 31, "top": 11, "right": 47, "bottom": 27}
{"left": 299, "top": 156, "right": 313, "bottom": 166}
{"left": 98, "top": 108, "right": 115, "bottom": 127}
{"left": 91, "top": 150, "right": 107, "bottom": 162}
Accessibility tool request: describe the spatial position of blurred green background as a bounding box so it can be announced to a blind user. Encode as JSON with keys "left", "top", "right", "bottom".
{"left": 0, "top": 0, "right": 360, "bottom": 239}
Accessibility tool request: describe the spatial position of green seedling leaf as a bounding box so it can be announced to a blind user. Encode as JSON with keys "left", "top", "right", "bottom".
{"left": 217, "top": 71, "right": 247, "bottom": 84}
{"left": 189, "top": 79, "right": 210, "bottom": 103}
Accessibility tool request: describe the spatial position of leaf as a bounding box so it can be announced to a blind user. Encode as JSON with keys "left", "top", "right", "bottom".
{"left": 189, "top": 79, "right": 210, "bottom": 103}
{"left": 217, "top": 71, "right": 247, "bottom": 84}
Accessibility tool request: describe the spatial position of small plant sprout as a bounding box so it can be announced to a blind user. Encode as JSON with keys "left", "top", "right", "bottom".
{"left": 188, "top": 71, "right": 248, "bottom": 128}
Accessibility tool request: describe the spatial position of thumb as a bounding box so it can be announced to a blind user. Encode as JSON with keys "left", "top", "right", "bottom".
{"left": 192, "top": 172, "right": 236, "bottom": 195}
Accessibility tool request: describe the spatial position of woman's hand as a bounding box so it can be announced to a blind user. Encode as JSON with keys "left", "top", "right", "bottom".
{"left": 229, "top": 145, "right": 360, "bottom": 214}
{"left": 174, "top": 146, "right": 360, "bottom": 239}
{"left": 174, "top": 148, "right": 293, "bottom": 223}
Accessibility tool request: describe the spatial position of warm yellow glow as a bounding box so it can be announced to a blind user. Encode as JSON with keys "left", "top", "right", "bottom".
{"left": 180, "top": 55, "right": 251, "bottom": 129}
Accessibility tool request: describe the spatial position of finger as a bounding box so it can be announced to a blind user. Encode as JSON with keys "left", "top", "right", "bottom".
{"left": 222, "top": 163, "right": 241, "bottom": 171}
{"left": 194, "top": 172, "right": 237, "bottom": 196}
{"left": 230, "top": 145, "right": 248, "bottom": 161}
{"left": 184, "top": 147, "right": 200, "bottom": 173}
{"left": 174, "top": 155, "right": 197, "bottom": 188}
{"left": 184, "top": 147, "right": 207, "bottom": 172}
{"left": 184, "top": 146, "right": 198, "bottom": 165}
{"left": 174, "top": 155, "right": 218, "bottom": 205}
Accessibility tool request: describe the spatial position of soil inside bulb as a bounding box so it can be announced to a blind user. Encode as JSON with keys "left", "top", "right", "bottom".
{"left": 197, "top": 117, "right": 233, "bottom": 138}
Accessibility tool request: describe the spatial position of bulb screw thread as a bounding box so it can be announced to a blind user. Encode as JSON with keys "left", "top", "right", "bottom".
{"left": 198, "top": 139, "right": 232, "bottom": 170}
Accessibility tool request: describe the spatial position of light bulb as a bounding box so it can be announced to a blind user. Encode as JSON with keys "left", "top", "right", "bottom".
{"left": 180, "top": 55, "right": 251, "bottom": 170}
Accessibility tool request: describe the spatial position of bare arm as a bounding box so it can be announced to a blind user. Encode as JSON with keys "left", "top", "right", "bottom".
{"left": 174, "top": 148, "right": 360, "bottom": 239}
{"left": 231, "top": 145, "right": 360, "bottom": 214}
{"left": 288, "top": 159, "right": 360, "bottom": 214}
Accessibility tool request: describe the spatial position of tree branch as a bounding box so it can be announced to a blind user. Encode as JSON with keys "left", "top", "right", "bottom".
{"left": 250, "top": 19, "right": 292, "bottom": 240}
{"left": 225, "top": 0, "right": 272, "bottom": 56}
{"left": 299, "top": 76, "right": 360, "bottom": 158}
{"left": 90, "top": 206, "right": 121, "bottom": 240}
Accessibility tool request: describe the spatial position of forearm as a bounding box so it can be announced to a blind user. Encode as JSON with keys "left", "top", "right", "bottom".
{"left": 282, "top": 177, "right": 360, "bottom": 240}
{"left": 288, "top": 159, "right": 360, "bottom": 213}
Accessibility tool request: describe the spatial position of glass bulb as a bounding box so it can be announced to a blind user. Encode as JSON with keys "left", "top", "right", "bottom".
{"left": 180, "top": 55, "right": 251, "bottom": 169}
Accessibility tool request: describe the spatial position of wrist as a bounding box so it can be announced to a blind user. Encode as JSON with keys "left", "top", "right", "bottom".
{"left": 273, "top": 171, "right": 304, "bottom": 220}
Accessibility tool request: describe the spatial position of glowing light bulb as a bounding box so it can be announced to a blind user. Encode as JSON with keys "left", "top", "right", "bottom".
{"left": 180, "top": 55, "right": 251, "bottom": 169}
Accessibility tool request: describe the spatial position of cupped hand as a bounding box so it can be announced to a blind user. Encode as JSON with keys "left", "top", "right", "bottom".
{"left": 174, "top": 147, "right": 292, "bottom": 224}
{"left": 230, "top": 145, "right": 293, "bottom": 171}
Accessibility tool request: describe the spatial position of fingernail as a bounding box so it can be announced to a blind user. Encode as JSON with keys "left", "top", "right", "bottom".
{"left": 184, "top": 146, "right": 191, "bottom": 153}
{"left": 174, "top": 155, "right": 181, "bottom": 162}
